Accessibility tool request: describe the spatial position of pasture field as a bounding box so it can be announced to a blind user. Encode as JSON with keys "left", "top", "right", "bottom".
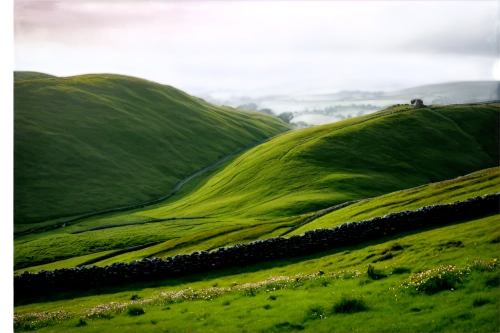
{"left": 14, "top": 213, "right": 499, "bottom": 332}
{"left": 291, "top": 166, "right": 500, "bottom": 234}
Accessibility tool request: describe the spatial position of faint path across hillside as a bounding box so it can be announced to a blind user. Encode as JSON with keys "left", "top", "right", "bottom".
{"left": 17, "top": 100, "right": 500, "bottom": 238}
{"left": 9, "top": 106, "right": 437, "bottom": 238}
{"left": 14, "top": 135, "right": 282, "bottom": 238}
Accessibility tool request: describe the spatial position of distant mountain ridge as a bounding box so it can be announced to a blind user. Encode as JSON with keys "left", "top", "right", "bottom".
{"left": 185, "top": 74, "right": 409, "bottom": 98}
{"left": 249, "top": 74, "right": 408, "bottom": 97}
{"left": 186, "top": 78, "right": 500, "bottom": 104}
{"left": 384, "top": 81, "right": 499, "bottom": 104}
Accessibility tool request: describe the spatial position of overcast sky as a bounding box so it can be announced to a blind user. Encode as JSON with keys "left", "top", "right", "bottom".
{"left": 14, "top": 0, "right": 500, "bottom": 97}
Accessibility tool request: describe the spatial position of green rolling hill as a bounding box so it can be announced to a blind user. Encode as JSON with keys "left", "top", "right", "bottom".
{"left": 15, "top": 166, "right": 498, "bottom": 273}
{"left": 14, "top": 103, "right": 499, "bottom": 272}
{"left": 14, "top": 100, "right": 500, "bottom": 333}
{"left": 115, "top": 103, "right": 499, "bottom": 221}
{"left": 290, "top": 166, "right": 500, "bottom": 235}
{"left": 14, "top": 72, "right": 291, "bottom": 225}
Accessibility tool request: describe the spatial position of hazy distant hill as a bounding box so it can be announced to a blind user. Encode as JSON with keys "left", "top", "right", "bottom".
{"left": 288, "top": 81, "right": 500, "bottom": 125}
{"left": 384, "top": 81, "right": 500, "bottom": 104}
{"left": 186, "top": 74, "right": 408, "bottom": 99}
{"left": 244, "top": 74, "right": 407, "bottom": 97}
{"left": 185, "top": 74, "right": 500, "bottom": 103}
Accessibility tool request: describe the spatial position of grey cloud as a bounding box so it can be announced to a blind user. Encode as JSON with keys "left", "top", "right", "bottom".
{"left": 312, "top": 12, "right": 500, "bottom": 57}
{"left": 15, "top": 0, "right": 498, "bottom": 59}
{"left": 172, "top": 65, "right": 252, "bottom": 78}
{"left": 14, "top": 1, "right": 499, "bottom": 97}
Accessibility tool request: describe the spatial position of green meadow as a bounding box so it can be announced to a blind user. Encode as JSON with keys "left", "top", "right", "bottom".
{"left": 15, "top": 213, "right": 500, "bottom": 332}
{"left": 13, "top": 73, "right": 500, "bottom": 332}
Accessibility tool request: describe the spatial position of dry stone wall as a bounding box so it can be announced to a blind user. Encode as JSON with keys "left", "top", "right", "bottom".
{"left": 14, "top": 193, "right": 499, "bottom": 301}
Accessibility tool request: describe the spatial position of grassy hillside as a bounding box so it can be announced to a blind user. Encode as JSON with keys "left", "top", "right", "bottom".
{"left": 14, "top": 167, "right": 499, "bottom": 272}
{"left": 14, "top": 72, "right": 291, "bottom": 224}
{"left": 102, "top": 103, "right": 499, "bottom": 221}
{"left": 291, "top": 167, "right": 500, "bottom": 234}
{"left": 14, "top": 212, "right": 499, "bottom": 332}
{"left": 13, "top": 103, "right": 499, "bottom": 271}
{"left": 14, "top": 99, "right": 499, "bottom": 332}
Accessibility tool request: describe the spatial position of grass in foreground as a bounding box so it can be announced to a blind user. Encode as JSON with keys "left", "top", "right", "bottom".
{"left": 14, "top": 213, "right": 500, "bottom": 332}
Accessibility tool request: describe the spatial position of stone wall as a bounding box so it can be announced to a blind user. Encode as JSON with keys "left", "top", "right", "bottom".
{"left": 14, "top": 193, "right": 499, "bottom": 300}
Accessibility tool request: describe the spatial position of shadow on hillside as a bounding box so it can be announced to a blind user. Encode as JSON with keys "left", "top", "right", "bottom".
{"left": 14, "top": 213, "right": 496, "bottom": 306}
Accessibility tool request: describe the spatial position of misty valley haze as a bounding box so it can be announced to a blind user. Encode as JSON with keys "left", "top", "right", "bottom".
{"left": 15, "top": 1, "right": 500, "bottom": 99}
{"left": 185, "top": 74, "right": 408, "bottom": 98}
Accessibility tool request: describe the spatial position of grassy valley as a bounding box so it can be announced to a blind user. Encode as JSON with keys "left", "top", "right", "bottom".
{"left": 13, "top": 74, "right": 500, "bottom": 332}
{"left": 12, "top": 0, "right": 500, "bottom": 330}
{"left": 14, "top": 103, "right": 499, "bottom": 272}
{"left": 14, "top": 166, "right": 499, "bottom": 273}
{"left": 14, "top": 72, "right": 291, "bottom": 226}
{"left": 126, "top": 103, "right": 498, "bottom": 220}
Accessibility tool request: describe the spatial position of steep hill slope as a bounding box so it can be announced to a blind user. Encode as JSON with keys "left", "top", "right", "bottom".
{"left": 291, "top": 167, "right": 500, "bottom": 235}
{"left": 14, "top": 103, "right": 499, "bottom": 271}
{"left": 124, "top": 103, "right": 499, "bottom": 220}
{"left": 14, "top": 166, "right": 499, "bottom": 272}
{"left": 14, "top": 72, "right": 291, "bottom": 224}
